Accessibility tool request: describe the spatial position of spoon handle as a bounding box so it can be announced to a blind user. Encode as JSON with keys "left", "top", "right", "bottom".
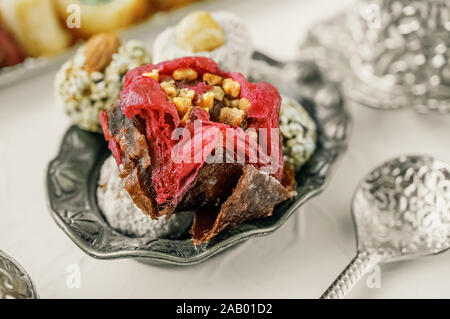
{"left": 320, "top": 251, "right": 378, "bottom": 299}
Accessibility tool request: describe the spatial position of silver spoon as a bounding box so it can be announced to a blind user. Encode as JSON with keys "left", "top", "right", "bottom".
{"left": 0, "top": 250, "right": 38, "bottom": 299}
{"left": 321, "top": 155, "right": 450, "bottom": 299}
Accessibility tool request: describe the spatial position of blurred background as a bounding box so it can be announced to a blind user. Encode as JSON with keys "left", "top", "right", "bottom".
{"left": 0, "top": 0, "right": 357, "bottom": 68}
{"left": 1, "top": 0, "right": 450, "bottom": 299}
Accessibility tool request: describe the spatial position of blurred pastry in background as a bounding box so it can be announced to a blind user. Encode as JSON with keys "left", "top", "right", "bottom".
{"left": 153, "top": 11, "right": 252, "bottom": 75}
{"left": 54, "top": 33, "right": 151, "bottom": 132}
{"left": 54, "top": 0, "right": 153, "bottom": 39}
{"left": 279, "top": 96, "right": 317, "bottom": 172}
{"left": 0, "top": 0, "right": 72, "bottom": 57}
{"left": 0, "top": 0, "right": 203, "bottom": 71}
{"left": 152, "top": 0, "right": 199, "bottom": 12}
{"left": 0, "top": 14, "right": 26, "bottom": 68}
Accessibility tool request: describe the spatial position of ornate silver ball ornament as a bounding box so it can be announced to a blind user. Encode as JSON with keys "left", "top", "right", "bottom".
{"left": 300, "top": 0, "right": 450, "bottom": 113}
{"left": 349, "top": 0, "right": 450, "bottom": 113}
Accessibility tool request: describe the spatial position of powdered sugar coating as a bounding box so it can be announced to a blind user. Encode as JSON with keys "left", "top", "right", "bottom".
{"left": 153, "top": 11, "right": 252, "bottom": 75}
{"left": 55, "top": 40, "right": 151, "bottom": 132}
{"left": 97, "top": 156, "right": 193, "bottom": 238}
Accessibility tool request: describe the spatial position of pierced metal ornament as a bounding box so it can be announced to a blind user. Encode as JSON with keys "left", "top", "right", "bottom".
{"left": 300, "top": 0, "right": 450, "bottom": 113}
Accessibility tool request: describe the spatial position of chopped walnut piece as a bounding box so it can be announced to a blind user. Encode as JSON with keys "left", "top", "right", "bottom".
{"left": 142, "top": 70, "right": 159, "bottom": 81}
{"left": 230, "top": 99, "right": 239, "bottom": 108}
{"left": 173, "top": 97, "right": 192, "bottom": 116}
{"left": 203, "top": 73, "right": 222, "bottom": 86}
{"left": 238, "top": 98, "right": 251, "bottom": 112}
{"left": 179, "top": 88, "right": 195, "bottom": 100}
{"left": 213, "top": 86, "right": 225, "bottom": 101}
{"left": 173, "top": 68, "right": 198, "bottom": 81}
{"left": 222, "top": 78, "right": 241, "bottom": 98}
{"left": 197, "top": 91, "right": 215, "bottom": 111}
{"left": 224, "top": 97, "right": 239, "bottom": 108}
{"left": 161, "top": 80, "right": 177, "bottom": 98}
{"left": 180, "top": 114, "right": 188, "bottom": 125}
{"left": 219, "top": 107, "right": 245, "bottom": 127}
{"left": 180, "top": 107, "right": 195, "bottom": 125}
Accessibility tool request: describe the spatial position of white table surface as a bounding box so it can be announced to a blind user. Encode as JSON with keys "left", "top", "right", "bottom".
{"left": 1, "top": 0, "right": 450, "bottom": 299}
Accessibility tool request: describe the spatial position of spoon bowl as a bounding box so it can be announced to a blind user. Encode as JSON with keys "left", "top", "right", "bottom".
{"left": 322, "top": 155, "right": 450, "bottom": 298}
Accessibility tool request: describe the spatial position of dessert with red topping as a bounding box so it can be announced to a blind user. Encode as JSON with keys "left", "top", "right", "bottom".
{"left": 100, "top": 56, "right": 296, "bottom": 243}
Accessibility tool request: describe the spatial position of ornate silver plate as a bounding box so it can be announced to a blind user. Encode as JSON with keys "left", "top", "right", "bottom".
{"left": 299, "top": 2, "right": 450, "bottom": 114}
{"left": 46, "top": 53, "right": 351, "bottom": 265}
{"left": 0, "top": 48, "right": 77, "bottom": 90}
{"left": 0, "top": 250, "right": 38, "bottom": 299}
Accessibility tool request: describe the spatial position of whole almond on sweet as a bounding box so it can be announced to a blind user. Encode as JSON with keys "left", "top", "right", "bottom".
{"left": 82, "top": 33, "right": 121, "bottom": 73}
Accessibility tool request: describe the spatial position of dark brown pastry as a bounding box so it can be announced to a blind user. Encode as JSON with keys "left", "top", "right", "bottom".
{"left": 190, "top": 165, "right": 291, "bottom": 244}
